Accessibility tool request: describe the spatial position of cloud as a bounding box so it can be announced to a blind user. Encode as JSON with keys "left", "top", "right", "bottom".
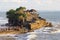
{"left": 0, "top": 0, "right": 28, "bottom": 2}
{"left": 33, "top": 0, "right": 60, "bottom": 11}
{"left": 0, "top": 0, "right": 60, "bottom": 11}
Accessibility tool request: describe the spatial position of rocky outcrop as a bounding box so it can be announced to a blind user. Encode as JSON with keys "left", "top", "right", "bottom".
{"left": 30, "top": 20, "right": 46, "bottom": 30}
{"left": 0, "top": 7, "right": 53, "bottom": 34}
{"left": 45, "top": 22, "right": 53, "bottom": 27}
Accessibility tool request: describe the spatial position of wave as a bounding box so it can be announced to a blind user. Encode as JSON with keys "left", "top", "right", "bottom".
{"left": 14, "top": 21, "right": 59, "bottom": 40}
{"left": 0, "top": 17, "right": 60, "bottom": 40}
{"left": 0, "top": 17, "right": 8, "bottom": 25}
{"left": 25, "top": 21, "right": 60, "bottom": 40}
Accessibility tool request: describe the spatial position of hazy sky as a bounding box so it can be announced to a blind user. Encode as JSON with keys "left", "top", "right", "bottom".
{"left": 0, "top": 0, "right": 60, "bottom": 11}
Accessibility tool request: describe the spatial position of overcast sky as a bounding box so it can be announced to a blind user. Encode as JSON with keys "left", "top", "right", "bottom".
{"left": 0, "top": 0, "right": 60, "bottom": 11}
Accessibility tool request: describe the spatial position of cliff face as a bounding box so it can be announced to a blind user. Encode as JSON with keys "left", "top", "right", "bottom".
{"left": 30, "top": 20, "right": 46, "bottom": 30}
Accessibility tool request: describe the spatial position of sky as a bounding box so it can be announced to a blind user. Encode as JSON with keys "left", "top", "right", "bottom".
{"left": 0, "top": 0, "right": 60, "bottom": 11}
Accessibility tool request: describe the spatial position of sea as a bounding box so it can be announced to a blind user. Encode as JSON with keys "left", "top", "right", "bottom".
{"left": 0, "top": 11, "right": 60, "bottom": 40}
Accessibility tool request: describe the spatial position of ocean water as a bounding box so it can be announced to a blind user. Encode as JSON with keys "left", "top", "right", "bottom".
{"left": 0, "top": 12, "right": 8, "bottom": 25}
{"left": 0, "top": 11, "right": 60, "bottom": 40}
{"left": 39, "top": 11, "right": 60, "bottom": 22}
{"left": 0, "top": 11, "right": 60, "bottom": 24}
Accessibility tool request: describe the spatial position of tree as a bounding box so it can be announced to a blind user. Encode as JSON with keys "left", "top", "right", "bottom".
{"left": 6, "top": 6, "right": 40, "bottom": 30}
{"left": 16, "top": 7, "right": 26, "bottom": 14}
{"left": 16, "top": 7, "right": 26, "bottom": 11}
{"left": 18, "top": 13, "right": 26, "bottom": 25}
{"left": 6, "top": 9, "right": 16, "bottom": 25}
{"left": 6, "top": 9, "right": 16, "bottom": 18}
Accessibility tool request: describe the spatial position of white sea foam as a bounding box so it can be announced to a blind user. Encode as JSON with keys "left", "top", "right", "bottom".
{"left": 0, "top": 19, "right": 8, "bottom": 25}
{"left": 0, "top": 13, "right": 60, "bottom": 40}
{"left": 0, "top": 20, "right": 60, "bottom": 40}
{"left": 25, "top": 21, "right": 60, "bottom": 40}
{"left": 27, "top": 34, "right": 37, "bottom": 40}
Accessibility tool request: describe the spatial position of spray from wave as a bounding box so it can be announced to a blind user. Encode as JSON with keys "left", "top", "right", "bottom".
{"left": 24, "top": 21, "right": 60, "bottom": 40}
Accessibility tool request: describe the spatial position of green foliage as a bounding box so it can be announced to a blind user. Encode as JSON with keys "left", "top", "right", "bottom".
{"left": 6, "top": 9, "right": 16, "bottom": 19}
{"left": 6, "top": 6, "right": 41, "bottom": 30}
{"left": 19, "top": 14, "right": 26, "bottom": 18}
{"left": 6, "top": 7, "right": 27, "bottom": 26}
{"left": 16, "top": 7, "right": 26, "bottom": 11}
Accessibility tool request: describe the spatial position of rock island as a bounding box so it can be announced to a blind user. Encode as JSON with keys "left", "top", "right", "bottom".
{"left": 0, "top": 7, "right": 53, "bottom": 34}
